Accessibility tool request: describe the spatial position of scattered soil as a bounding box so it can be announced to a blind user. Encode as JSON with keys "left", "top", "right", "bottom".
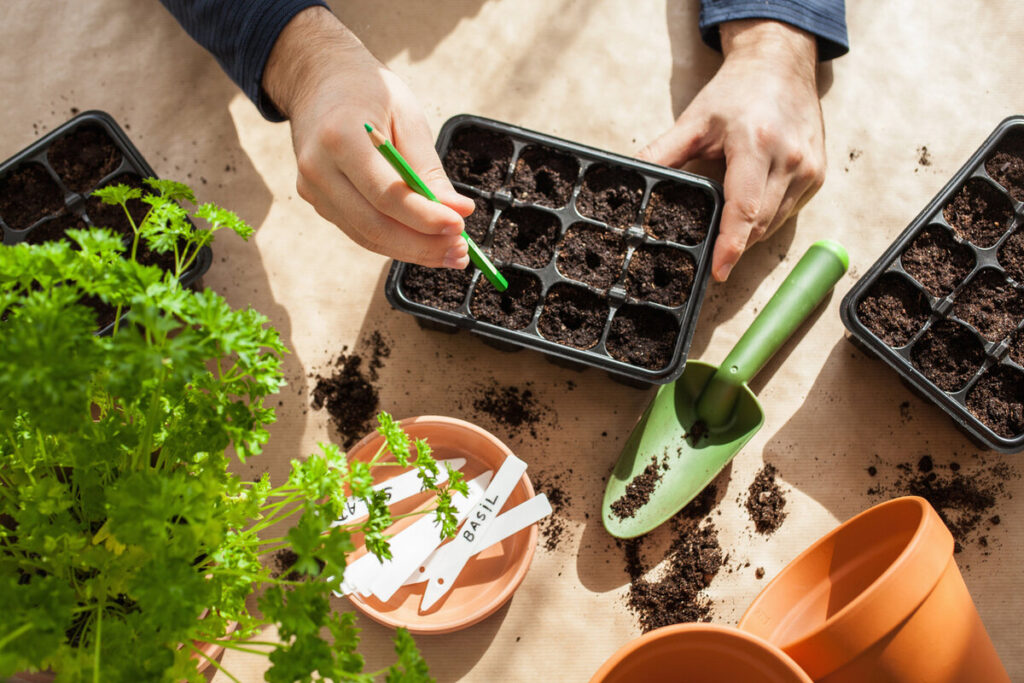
{"left": 917, "top": 146, "right": 932, "bottom": 167}
{"left": 25, "top": 211, "right": 88, "bottom": 246}
{"left": 84, "top": 173, "right": 148, "bottom": 242}
{"left": 575, "top": 164, "right": 644, "bottom": 228}
{"left": 911, "top": 320, "right": 985, "bottom": 392}
{"left": 952, "top": 269, "right": 1024, "bottom": 342}
{"left": 400, "top": 264, "right": 473, "bottom": 311}
{"left": 491, "top": 206, "right": 559, "bottom": 268}
{"left": 625, "top": 244, "right": 695, "bottom": 307}
{"left": 47, "top": 124, "right": 122, "bottom": 193}
{"left": 997, "top": 229, "right": 1024, "bottom": 284}
{"left": 755, "top": 567, "right": 765, "bottom": 580}
{"left": 470, "top": 268, "right": 541, "bottom": 329}
{"left": 471, "top": 382, "right": 543, "bottom": 435}
{"left": 642, "top": 181, "right": 712, "bottom": 246}
{"left": 530, "top": 469, "right": 572, "bottom": 552}
{"left": 463, "top": 194, "right": 494, "bottom": 243}
{"left": 271, "top": 548, "right": 324, "bottom": 581}
{"left": 900, "top": 225, "right": 974, "bottom": 297}
{"left": 745, "top": 464, "right": 788, "bottom": 534}
{"left": 606, "top": 305, "right": 677, "bottom": 370}
{"left": 984, "top": 128, "right": 1024, "bottom": 202}
{"left": 0, "top": 162, "right": 65, "bottom": 230}
{"left": 311, "top": 339, "right": 390, "bottom": 448}
{"left": 443, "top": 126, "right": 513, "bottom": 191}
{"left": 966, "top": 364, "right": 1024, "bottom": 438}
{"left": 537, "top": 284, "right": 607, "bottom": 349}
{"left": 555, "top": 222, "right": 626, "bottom": 289}
{"left": 509, "top": 145, "right": 578, "bottom": 208}
{"left": 610, "top": 457, "right": 668, "bottom": 520}
{"left": 856, "top": 273, "right": 930, "bottom": 347}
{"left": 942, "top": 179, "right": 1013, "bottom": 248}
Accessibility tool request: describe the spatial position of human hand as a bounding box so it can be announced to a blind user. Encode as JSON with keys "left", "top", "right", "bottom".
{"left": 639, "top": 20, "right": 824, "bottom": 281}
{"left": 263, "top": 7, "right": 474, "bottom": 268}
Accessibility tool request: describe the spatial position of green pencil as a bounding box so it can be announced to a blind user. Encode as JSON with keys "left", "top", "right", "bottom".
{"left": 365, "top": 123, "right": 508, "bottom": 292}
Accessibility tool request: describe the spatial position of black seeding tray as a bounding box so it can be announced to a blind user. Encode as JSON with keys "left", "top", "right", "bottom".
{"left": 841, "top": 116, "right": 1024, "bottom": 453}
{"left": 0, "top": 110, "right": 212, "bottom": 334}
{"left": 384, "top": 114, "right": 723, "bottom": 386}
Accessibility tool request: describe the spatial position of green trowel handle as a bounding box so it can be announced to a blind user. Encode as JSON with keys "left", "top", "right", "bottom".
{"left": 696, "top": 240, "right": 849, "bottom": 427}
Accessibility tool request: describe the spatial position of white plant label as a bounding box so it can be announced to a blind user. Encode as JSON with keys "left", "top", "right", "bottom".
{"left": 330, "top": 458, "right": 465, "bottom": 526}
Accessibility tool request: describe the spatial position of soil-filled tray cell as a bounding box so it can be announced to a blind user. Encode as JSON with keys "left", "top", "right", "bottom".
{"left": 575, "top": 164, "right": 644, "bottom": 228}
{"left": 463, "top": 195, "right": 494, "bottom": 243}
{"left": 606, "top": 305, "right": 678, "bottom": 370}
{"left": 555, "top": 222, "right": 626, "bottom": 289}
{"left": 1009, "top": 329, "right": 1024, "bottom": 367}
{"left": 84, "top": 174, "right": 148, "bottom": 242}
{"left": 537, "top": 284, "right": 607, "bottom": 350}
{"left": 491, "top": 206, "right": 559, "bottom": 268}
{"left": 997, "top": 228, "right": 1024, "bottom": 283}
{"left": 80, "top": 293, "right": 119, "bottom": 330}
{"left": 469, "top": 268, "right": 541, "bottom": 330}
{"left": 984, "top": 128, "right": 1024, "bottom": 202}
{"left": 0, "top": 162, "right": 65, "bottom": 230}
{"left": 509, "top": 145, "right": 578, "bottom": 209}
{"left": 25, "top": 212, "right": 88, "bottom": 246}
{"left": 625, "top": 244, "right": 695, "bottom": 307}
{"left": 642, "top": 180, "right": 712, "bottom": 245}
{"left": 900, "top": 225, "right": 975, "bottom": 297}
{"left": 856, "top": 273, "right": 930, "bottom": 347}
{"left": 952, "top": 269, "right": 1024, "bottom": 342}
{"left": 910, "top": 320, "right": 985, "bottom": 392}
{"left": 47, "top": 124, "right": 122, "bottom": 194}
{"left": 442, "top": 126, "right": 513, "bottom": 191}
{"left": 966, "top": 364, "right": 1024, "bottom": 438}
{"left": 941, "top": 178, "right": 1013, "bottom": 248}
{"left": 399, "top": 264, "right": 473, "bottom": 312}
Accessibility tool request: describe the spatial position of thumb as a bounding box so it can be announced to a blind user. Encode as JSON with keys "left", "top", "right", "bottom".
{"left": 637, "top": 113, "right": 708, "bottom": 168}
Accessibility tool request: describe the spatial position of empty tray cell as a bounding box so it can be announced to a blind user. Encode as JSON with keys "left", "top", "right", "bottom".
{"left": 966, "top": 364, "right": 1024, "bottom": 438}
{"left": 399, "top": 264, "right": 473, "bottom": 311}
{"left": 47, "top": 124, "right": 122, "bottom": 193}
{"left": 25, "top": 212, "right": 89, "bottom": 246}
{"left": 469, "top": 268, "right": 541, "bottom": 330}
{"left": 900, "top": 224, "right": 974, "bottom": 297}
{"left": 442, "top": 126, "right": 513, "bottom": 191}
{"left": 606, "top": 305, "right": 678, "bottom": 370}
{"left": 537, "top": 283, "right": 607, "bottom": 350}
{"left": 856, "top": 273, "right": 930, "bottom": 347}
{"left": 952, "top": 269, "right": 1024, "bottom": 342}
{"left": 463, "top": 194, "right": 494, "bottom": 243}
{"left": 984, "top": 127, "right": 1024, "bottom": 202}
{"left": 910, "top": 320, "right": 985, "bottom": 392}
{"left": 643, "top": 180, "right": 712, "bottom": 245}
{"left": 491, "top": 206, "right": 559, "bottom": 268}
{"left": 625, "top": 244, "right": 695, "bottom": 307}
{"left": 0, "top": 162, "right": 64, "bottom": 230}
{"left": 85, "top": 173, "right": 149, "bottom": 242}
{"left": 941, "top": 178, "right": 1013, "bottom": 248}
{"left": 555, "top": 222, "right": 626, "bottom": 289}
{"left": 997, "top": 228, "right": 1024, "bottom": 283}
{"left": 576, "top": 164, "right": 644, "bottom": 228}
{"left": 509, "top": 145, "right": 578, "bottom": 208}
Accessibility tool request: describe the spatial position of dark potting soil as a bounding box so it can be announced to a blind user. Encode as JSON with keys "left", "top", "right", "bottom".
{"left": 941, "top": 179, "right": 1013, "bottom": 248}
{"left": 997, "top": 229, "right": 1024, "bottom": 284}
{"left": 25, "top": 211, "right": 88, "bottom": 245}
{"left": 606, "top": 305, "right": 677, "bottom": 370}
{"left": 443, "top": 126, "right": 513, "bottom": 191}
{"left": 463, "top": 194, "right": 494, "bottom": 243}
{"left": 400, "top": 263, "right": 473, "bottom": 311}
{"left": 610, "top": 456, "right": 667, "bottom": 520}
{"left": 1009, "top": 329, "right": 1024, "bottom": 367}
{"left": 952, "top": 269, "right": 1024, "bottom": 342}
{"left": 311, "top": 343, "right": 388, "bottom": 448}
{"left": 642, "top": 181, "right": 712, "bottom": 246}
{"left": 911, "top": 320, "right": 985, "bottom": 392}
{"left": 575, "top": 164, "right": 644, "bottom": 228}
{"left": 80, "top": 293, "right": 118, "bottom": 329}
{"left": 530, "top": 469, "right": 572, "bottom": 552}
{"left": 471, "top": 382, "right": 543, "bottom": 433}
{"left": 469, "top": 268, "right": 541, "bottom": 329}
{"left": 625, "top": 244, "right": 695, "bottom": 307}
{"left": 491, "top": 206, "right": 559, "bottom": 268}
{"left": 271, "top": 548, "right": 325, "bottom": 581}
{"left": 985, "top": 129, "right": 1024, "bottom": 203}
{"left": 856, "top": 273, "right": 930, "bottom": 347}
{"left": 555, "top": 222, "right": 626, "bottom": 289}
{"left": 0, "top": 162, "right": 65, "bottom": 230}
{"left": 509, "top": 145, "right": 578, "bottom": 208}
{"left": 537, "top": 284, "right": 607, "bottom": 349}
{"left": 745, "top": 464, "right": 788, "bottom": 534}
{"left": 47, "top": 124, "right": 122, "bottom": 193}
{"left": 966, "top": 364, "right": 1024, "bottom": 438}
{"left": 900, "top": 225, "right": 975, "bottom": 297}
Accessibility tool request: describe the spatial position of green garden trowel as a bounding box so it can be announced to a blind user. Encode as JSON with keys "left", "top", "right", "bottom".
{"left": 602, "top": 240, "right": 849, "bottom": 538}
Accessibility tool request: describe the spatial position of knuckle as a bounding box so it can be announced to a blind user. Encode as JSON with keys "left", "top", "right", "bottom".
{"left": 733, "top": 196, "right": 761, "bottom": 224}
{"left": 317, "top": 125, "right": 347, "bottom": 157}
{"left": 783, "top": 148, "right": 805, "bottom": 172}
{"left": 754, "top": 125, "right": 778, "bottom": 149}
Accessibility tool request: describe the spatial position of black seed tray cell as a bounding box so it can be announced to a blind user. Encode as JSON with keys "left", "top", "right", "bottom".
{"left": 840, "top": 116, "right": 1024, "bottom": 452}
{"left": 384, "top": 114, "right": 722, "bottom": 385}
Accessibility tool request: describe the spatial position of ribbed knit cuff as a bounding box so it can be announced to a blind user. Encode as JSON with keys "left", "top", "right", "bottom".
{"left": 699, "top": 0, "right": 849, "bottom": 61}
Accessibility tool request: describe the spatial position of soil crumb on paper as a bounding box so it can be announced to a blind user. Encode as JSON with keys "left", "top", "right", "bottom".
{"left": 745, "top": 463, "right": 788, "bottom": 534}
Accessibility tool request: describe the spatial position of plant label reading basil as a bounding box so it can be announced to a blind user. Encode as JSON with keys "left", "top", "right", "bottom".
{"left": 331, "top": 458, "right": 465, "bottom": 525}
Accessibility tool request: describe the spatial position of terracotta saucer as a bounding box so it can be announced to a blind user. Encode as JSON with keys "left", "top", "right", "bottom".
{"left": 344, "top": 415, "right": 538, "bottom": 634}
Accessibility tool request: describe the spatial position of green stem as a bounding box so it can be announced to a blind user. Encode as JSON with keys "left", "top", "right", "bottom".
{"left": 185, "top": 642, "right": 242, "bottom": 683}
{"left": 92, "top": 603, "right": 102, "bottom": 683}
{"left": 0, "top": 623, "right": 33, "bottom": 650}
{"left": 197, "top": 640, "right": 269, "bottom": 656}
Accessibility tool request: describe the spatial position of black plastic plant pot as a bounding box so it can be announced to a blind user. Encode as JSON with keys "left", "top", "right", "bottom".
{"left": 384, "top": 115, "right": 723, "bottom": 386}
{"left": 840, "top": 115, "right": 1024, "bottom": 453}
{"left": 0, "top": 110, "right": 212, "bottom": 334}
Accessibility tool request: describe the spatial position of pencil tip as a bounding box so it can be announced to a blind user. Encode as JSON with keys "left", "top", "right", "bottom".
{"left": 364, "top": 123, "right": 373, "bottom": 133}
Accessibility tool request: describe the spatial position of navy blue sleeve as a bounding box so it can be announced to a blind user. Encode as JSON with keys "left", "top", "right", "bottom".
{"left": 158, "top": 0, "right": 328, "bottom": 122}
{"left": 699, "top": 1, "right": 848, "bottom": 60}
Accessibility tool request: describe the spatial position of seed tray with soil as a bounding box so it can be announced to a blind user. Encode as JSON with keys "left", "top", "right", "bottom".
{"left": 385, "top": 115, "right": 723, "bottom": 385}
{"left": 840, "top": 115, "right": 1024, "bottom": 452}
{"left": 0, "top": 111, "right": 212, "bottom": 334}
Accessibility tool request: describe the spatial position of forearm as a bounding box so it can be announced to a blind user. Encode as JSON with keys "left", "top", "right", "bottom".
{"left": 720, "top": 19, "right": 817, "bottom": 78}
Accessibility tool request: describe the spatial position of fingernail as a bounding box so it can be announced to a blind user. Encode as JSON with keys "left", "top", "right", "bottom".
{"left": 717, "top": 262, "right": 733, "bottom": 281}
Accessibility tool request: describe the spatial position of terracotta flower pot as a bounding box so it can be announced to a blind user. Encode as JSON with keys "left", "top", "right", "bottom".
{"left": 738, "top": 496, "right": 1008, "bottom": 682}
{"left": 589, "top": 623, "right": 813, "bottom": 683}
